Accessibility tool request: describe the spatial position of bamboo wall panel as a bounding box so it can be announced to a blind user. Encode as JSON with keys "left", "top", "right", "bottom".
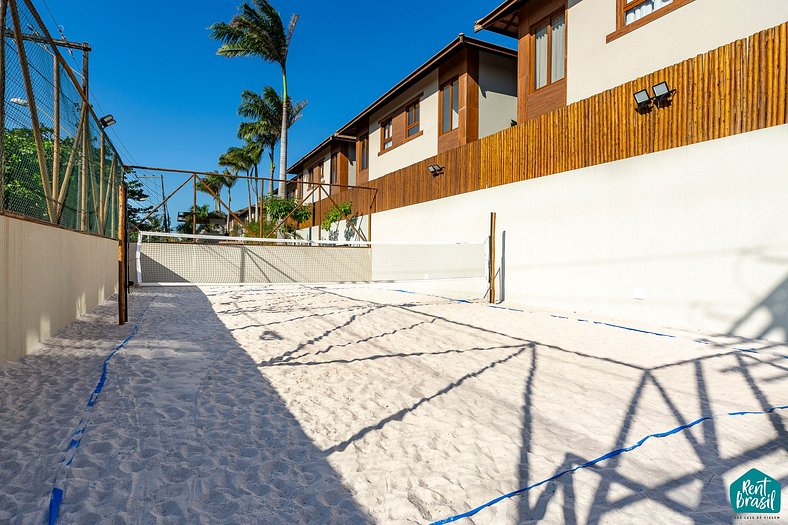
{"left": 309, "top": 23, "right": 787, "bottom": 226}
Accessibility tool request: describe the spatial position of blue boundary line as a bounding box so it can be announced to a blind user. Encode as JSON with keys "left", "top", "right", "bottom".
{"left": 48, "top": 298, "right": 155, "bottom": 525}
{"left": 391, "top": 288, "right": 786, "bottom": 359}
{"left": 430, "top": 404, "right": 788, "bottom": 524}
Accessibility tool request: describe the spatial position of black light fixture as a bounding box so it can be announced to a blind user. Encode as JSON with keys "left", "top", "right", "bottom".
{"left": 633, "top": 81, "right": 676, "bottom": 113}
{"left": 99, "top": 114, "right": 116, "bottom": 128}
{"left": 651, "top": 81, "right": 675, "bottom": 108}
{"left": 633, "top": 89, "right": 652, "bottom": 113}
{"left": 427, "top": 164, "right": 445, "bottom": 177}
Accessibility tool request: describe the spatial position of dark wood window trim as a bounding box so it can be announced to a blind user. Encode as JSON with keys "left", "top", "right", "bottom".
{"left": 380, "top": 118, "right": 394, "bottom": 152}
{"left": 376, "top": 93, "right": 425, "bottom": 156}
{"left": 607, "top": 0, "right": 695, "bottom": 43}
{"left": 358, "top": 134, "right": 369, "bottom": 173}
{"left": 330, "top": 152, "right": 338, "bottom": 184}
{"left": 530, "top": 10, "right": 566, "bottom": 94}
{"left": 377, "top": 130, "right": 423, "bottom": 156}
{"left": 439, "top": 77, "right": 460, "bottom": 136}
{"left": 308, "top": 162, "right": 322, "bottom": 189}
{"left": 406, "top": 101, "right": 420, "bottom": 137}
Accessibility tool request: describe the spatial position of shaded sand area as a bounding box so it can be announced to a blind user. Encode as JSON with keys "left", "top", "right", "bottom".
{"left": 1, "top": 284, "right": 786, "bottom": 524}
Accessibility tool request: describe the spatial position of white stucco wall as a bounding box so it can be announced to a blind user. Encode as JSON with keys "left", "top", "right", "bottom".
{"left": 0, "top": 216, "right": 119, "bottom": 363}
{"left": 368, "top": 71, "right": 439, "bottom": 181}
{"left": 371, "top": 125, "right": 788, "bottom": 341}
{"left": 478, "top": 51, "right": 518, "bottom": 137}
{"left": 566, "top": 0, "right": 788, "bottom": 103}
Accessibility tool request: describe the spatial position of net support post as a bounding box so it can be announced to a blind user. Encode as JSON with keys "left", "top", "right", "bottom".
{"left": 118, "top": 183, "right": 127, "bottom": 325}
{"left": 489, "top": 211, "right": 497, "bottom": 304}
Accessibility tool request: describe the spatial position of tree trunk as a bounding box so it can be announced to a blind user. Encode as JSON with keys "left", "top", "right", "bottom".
{"left": 278, "top": 69, "right": 288, "bottom": 198}
{"left": 226, "top": 188, "right": 232, "bottom": 234}
{"left": 269, "top": 149, "right": 275, "bottom": 198}
{"left": 246, "top": 176, "right": 252, "bottom": 228}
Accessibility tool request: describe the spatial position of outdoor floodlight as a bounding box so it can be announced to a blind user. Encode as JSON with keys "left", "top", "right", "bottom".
{"left": 99, "top": 114, "right": 116, "bottom": 128}
{"left": 651, "top": 81, "right": 675, "bottom": 108}
{"left": 427, "top": 164, "right": 445, "bottom": 177}
{"left": 633, "top": 89, "right": 652, "bottom": 113}
{"left": 9, "top": 97, "right": 28, "bottom": 106}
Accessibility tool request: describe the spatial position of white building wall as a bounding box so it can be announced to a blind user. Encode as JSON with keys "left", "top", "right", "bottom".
{"left": 368, "top": 71, "right": 439, "bottom": 181}
{"left": 0, "top": 216, "right": 119, "bottom": 363}
{"left": 566, "top": 0, "right": 788, "bottom": 103}
{"left": 478, "top": 51, "right": 518, "bottom": 137}
{"left": 371, "top": 125, "right": 788, "bottom": 341}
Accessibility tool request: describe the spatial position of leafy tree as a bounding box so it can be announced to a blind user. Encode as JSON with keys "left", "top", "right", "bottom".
{"left": 196, "top": 173, "right": 225, "bottom": 212}
{"left": 211, "top": 0, "right": 299, "bottom": 197}
{"left": 126, "top": 178, "right": 153, "bottom": 226}
{"left": 321, "top": 201, "right": 353, "bottom": 231}
{"left": 237, "top": 87, "right": 305, "bottom": 198}
{"left": 176, "top": 204, "right": 213, "bottom": 234}
{"left": 219, "top": 142, "right": 261, "bottom": 220}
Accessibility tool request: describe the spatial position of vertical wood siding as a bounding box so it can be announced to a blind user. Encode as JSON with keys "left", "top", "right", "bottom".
{"left": 312, "top": 23, "right": 787, "bottom": 225}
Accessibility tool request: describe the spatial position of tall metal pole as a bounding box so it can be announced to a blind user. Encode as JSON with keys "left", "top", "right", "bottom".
{"left": 79, "top": 46, "right": 89, "bottom": 230}
{"left": 52, "top": 54, "right": 60, "bottom": 217}
{"left": 160, "top": 174, "right": 169, "bottom": 232}
{"left": 0, "top": 0, "right": 7, "bottom": 214}
{"left": 192, "top": 173, "right": 197, "bottom": 238}
{"left": 118, "top": 183, "right": 127, "bottom": 325}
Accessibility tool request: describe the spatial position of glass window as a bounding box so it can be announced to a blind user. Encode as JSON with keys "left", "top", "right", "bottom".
{"left": 534, "top": 23, "right": 548, "bottom": 90}
{"left": 533, "top": 12, "right": 566, "bottom": 91}
{"left": 441, "top": 78, "right": 460, "bottom": 134}
{"left": 406, "top": 102, "right": 420, "bottom": 137}
{"left": 551, "top": 13, "right": 565, "bottom": 82}
{"left": 330, "top": 153, "right": 337, "bottom": 184}
{"left": 624, "top": 0, "right": 673, "bottom": 25}
{"left": 359, "top": 134, "right": 369, "bottom": 171}
{"left": 381, "top": 119, "right": 393, "bottom": 150}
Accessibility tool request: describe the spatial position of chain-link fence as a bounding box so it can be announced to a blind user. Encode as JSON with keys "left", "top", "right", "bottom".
{"left": 1, "top": 0, "right": 122, "bottom": 239}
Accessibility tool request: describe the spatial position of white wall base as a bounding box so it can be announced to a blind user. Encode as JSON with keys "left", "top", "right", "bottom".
{"left": 371, "top": 125, "right": 788, "bottom": 341}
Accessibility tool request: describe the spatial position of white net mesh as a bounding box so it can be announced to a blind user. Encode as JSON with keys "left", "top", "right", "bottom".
{"left": 136, "top": 232, "right": 487, "bottom": 286}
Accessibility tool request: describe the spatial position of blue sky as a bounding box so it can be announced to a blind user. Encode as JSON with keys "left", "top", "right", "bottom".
{"left": 44, "top": 0, "right": 514, "bottom": 220}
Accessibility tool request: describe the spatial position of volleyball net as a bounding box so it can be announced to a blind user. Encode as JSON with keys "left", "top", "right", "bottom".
{"left": 136, "top": 232, "right": 488, "bottom": 286}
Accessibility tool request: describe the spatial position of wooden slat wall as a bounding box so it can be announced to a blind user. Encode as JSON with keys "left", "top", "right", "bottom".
{"left": 310, "top": 23, "right": 787, "bottom": 226}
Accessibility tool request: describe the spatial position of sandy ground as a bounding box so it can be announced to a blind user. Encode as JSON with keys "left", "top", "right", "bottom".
{"left": 0, "top": 284, "right": 786, "bottom": 524}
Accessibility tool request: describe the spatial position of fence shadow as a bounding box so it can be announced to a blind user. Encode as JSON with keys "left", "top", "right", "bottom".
{"left": 0, "top": 288, "right": 371, "bottom": 524}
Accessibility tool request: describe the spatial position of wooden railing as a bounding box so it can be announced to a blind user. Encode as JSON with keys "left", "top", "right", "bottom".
{"left": 320, "top": 22, "right": 786, "bottom": 221}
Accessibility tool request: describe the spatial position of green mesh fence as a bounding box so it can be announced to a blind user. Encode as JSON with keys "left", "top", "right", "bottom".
{"left": 1, "top": 0, "right": 122, "bottom": 239}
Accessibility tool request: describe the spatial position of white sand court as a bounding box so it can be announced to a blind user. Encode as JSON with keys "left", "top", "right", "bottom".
{"left": 1, "top": 284, "right": 786, "bottom": 524}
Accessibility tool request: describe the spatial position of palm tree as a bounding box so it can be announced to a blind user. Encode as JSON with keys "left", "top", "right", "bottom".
{"left": 211, "top": 0, "right": 298, "bottom": 198}
{"left": 219, "top": 169, "right": 238, "bottom": 232}
{"left": 237, "top": 86, "right": 305, "bottom": 198}
{"left": 196, "top": 173, "right": 225, "bottom": 212}
{"left": 219, "top": 143, "right": 260, "bottom": 220}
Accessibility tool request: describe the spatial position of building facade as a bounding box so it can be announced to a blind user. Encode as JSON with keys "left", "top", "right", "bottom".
{"left": 476, "top": 0, "right": 788, "bottom": 121}
{"left": 288, "top": 35, "right": 518, "bottom": 190}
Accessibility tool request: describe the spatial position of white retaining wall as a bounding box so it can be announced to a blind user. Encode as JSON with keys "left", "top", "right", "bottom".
{"left": 0, "top": 216, "right": 119, "bottom": 363}
{"left": 372, "top": 125, "right": 788, "bottom": 341}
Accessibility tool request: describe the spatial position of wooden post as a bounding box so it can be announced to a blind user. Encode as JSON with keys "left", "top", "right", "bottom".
{"left": 52, "top": 54, "right": 60, "bottom": 213}
{"left": 489, "top": 211, "right": 496, "bottom": 304}
{"left": 118, "top": 183, "right": 127, "bottom": 325}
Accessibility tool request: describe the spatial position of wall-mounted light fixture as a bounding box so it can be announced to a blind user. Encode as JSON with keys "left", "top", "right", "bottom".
{"left": 633, "top": 89, "right": 652, "bottom": 113}
{"left": 427, "top": 164, "right": 445, "bottom": 177}
{"left": 99, "top": 114, "right": 116, "bottom": 128}
{"left": 651, "top": 81, "right": 676, "bottom": 108}
{"left": 633, "top": 81, "right": 676, "bottom": 113}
